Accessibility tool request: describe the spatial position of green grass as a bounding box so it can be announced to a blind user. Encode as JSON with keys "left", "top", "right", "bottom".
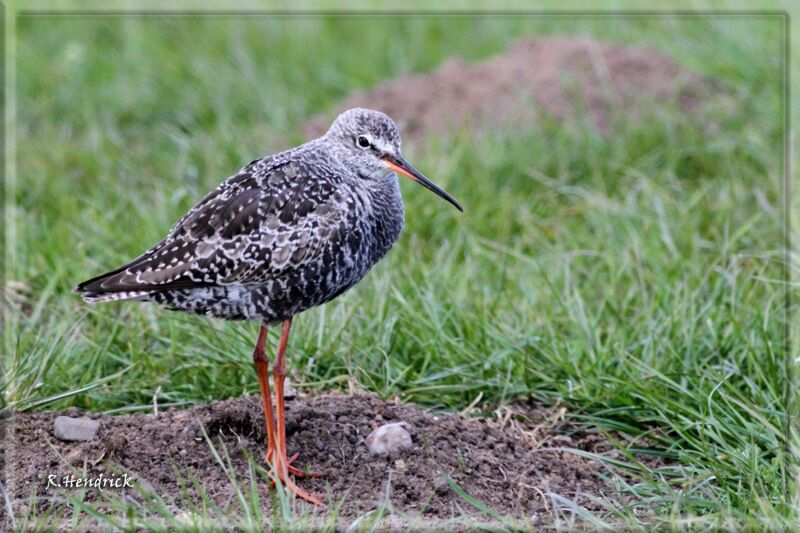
{"left": 4, "top": 11, "right": 793, "bottom": 530}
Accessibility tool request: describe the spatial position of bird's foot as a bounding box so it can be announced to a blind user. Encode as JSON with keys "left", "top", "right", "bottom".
{"left": 277, "top": 472, "right": 325, "bottom": 507}
{"left": 264, "top": 448, "right": 325, "bottom": 506}
{"left": 266, "top": 449, "right": 323, "bottom": 479}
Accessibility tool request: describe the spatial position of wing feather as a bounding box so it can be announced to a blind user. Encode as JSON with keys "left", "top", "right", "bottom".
{"left": 75, "top": 158, "right": 346, "bottom": 297}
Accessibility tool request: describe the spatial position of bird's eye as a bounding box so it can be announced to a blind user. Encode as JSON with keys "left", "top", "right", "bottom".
{"left": 356, "top": 135, "right": 371, "bottom": 149}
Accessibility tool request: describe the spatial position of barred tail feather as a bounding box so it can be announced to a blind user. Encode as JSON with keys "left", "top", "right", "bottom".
{"left": 80, "top": 291, "right": 151, "bottom": 303}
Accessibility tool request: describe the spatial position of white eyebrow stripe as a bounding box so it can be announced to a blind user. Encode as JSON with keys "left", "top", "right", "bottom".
{"left": 374, "top": 139, "right": 394, "bottom": 154}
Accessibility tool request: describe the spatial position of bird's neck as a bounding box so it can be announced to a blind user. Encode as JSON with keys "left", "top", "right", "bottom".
{"left": 364, "top": 176, "right": 405, "bottom": 259}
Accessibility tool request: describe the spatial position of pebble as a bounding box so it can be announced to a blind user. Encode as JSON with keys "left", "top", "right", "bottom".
{"left": 433, "top": 477, "right": 451, "bottom": 496}
{"left": 53, "top": 416, "right": 100, "bottom": 441}
{"left": 366, "top": 422, "right": 412, "bottom": 455}
{"left": 283, "top": 378, "right": 299, "bottom": 400}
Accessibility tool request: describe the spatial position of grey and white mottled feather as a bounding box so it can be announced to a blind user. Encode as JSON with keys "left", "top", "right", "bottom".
{"left": 75, "top": 109, "right": 429, "bottom": 322}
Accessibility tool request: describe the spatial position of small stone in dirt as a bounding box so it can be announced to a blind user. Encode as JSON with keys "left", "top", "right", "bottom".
{"left": 366, "top": 422, "right": 412, "bottom": 455}
{"left": 53, "top": 416, "right": 100, "bottom": 441}
{"left": 175, "top": 511, "right": 213, "bottom": 528}
{"left": 284, "top": 378, "right": 299, "bottom": 400}
{"left": 433, "top": 477, "right": 451, "bottom": 496}
{"left": 103, "top": 433, "right": 127, "bottom": 455}
{"left": 394, "top": 459, "right": 407, "bottom": 473}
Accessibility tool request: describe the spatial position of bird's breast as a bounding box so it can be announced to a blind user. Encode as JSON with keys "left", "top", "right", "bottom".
{"left": 362, "top": 178, "right": 405, "bottom": 263}
{"left": 316, "top": 179, "right": 404, "bottom": 288}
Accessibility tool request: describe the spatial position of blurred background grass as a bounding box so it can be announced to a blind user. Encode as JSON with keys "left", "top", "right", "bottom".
{"left": 4, "top": 8, "right": 793, "bottom": 528}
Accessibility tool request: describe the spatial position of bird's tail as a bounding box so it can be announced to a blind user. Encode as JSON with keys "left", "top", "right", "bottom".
{"left": 75, "top": 268, "right": 152, "bottom": 302}
{"left": 78, "top": 290, "right": 151, "bottom": 303}
{"left": 74, "top": 257, "right": 156, "bottom": 303}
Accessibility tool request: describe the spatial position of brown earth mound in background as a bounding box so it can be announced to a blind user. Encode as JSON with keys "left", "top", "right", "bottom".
{"left": 304, "top": 36, "right": 719, "bottom": 141}
{"left": 5, "top": 393, "right": 625, "bottom": 528}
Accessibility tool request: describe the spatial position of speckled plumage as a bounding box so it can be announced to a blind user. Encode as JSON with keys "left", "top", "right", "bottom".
{"left": 75, "top": 109, "right": 422, "bottom": 322}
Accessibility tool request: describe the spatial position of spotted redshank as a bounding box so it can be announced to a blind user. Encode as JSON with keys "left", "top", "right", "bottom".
{"left": 75, "top": 108, "right": 462, "bottom": 505}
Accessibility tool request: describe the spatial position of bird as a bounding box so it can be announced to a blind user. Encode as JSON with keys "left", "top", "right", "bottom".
{"left": 74, "top": 108, "right": 462, "bottom": 505}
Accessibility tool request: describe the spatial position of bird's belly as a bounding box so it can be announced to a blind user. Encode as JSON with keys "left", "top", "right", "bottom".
{"left": 150, "top": 255, "right": 372, "bottom": 322}
{"left": 255, "top": 261, "right": 369, "bottom": 320}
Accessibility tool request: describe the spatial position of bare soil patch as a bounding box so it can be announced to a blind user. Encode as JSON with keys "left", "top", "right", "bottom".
{"left": 304, "top": 35, "right": 722, "bottom": 140}
{"left": 4, "top": 393, "right": 624, "bottom": 527}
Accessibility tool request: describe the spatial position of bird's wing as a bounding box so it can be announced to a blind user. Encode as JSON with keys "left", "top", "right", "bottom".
{"left": 75, "top": 158, "right": 349, "bottom": 295}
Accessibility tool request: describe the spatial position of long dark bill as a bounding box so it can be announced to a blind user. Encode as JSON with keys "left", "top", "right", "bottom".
{"left": 382, "top": 154, "right": 463, "bottom": 212}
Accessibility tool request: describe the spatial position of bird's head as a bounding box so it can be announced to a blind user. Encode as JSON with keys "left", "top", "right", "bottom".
{"left": 325, "top": 108, "right": 462, "bottom": 212}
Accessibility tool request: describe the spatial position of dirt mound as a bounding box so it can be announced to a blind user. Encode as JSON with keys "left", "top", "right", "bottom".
{"left": 4, "top": 393, "right": 621, "bottom": 527}
{"left": 304, "top": 35, "right": 717, "bottom": 140}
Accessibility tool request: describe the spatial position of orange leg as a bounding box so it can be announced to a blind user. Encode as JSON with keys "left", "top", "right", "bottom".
{"left": 255, "top": 318, "right": 323, "bottom": 506}
{"left": 272, "top": 318, "right": 324, "bottom": 506}
{"left": 253, "top": 322, "right": 278, "bottom": 463}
